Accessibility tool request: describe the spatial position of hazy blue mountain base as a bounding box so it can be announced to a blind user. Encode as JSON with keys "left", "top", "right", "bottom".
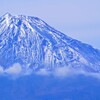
{"left": 0, "top": 74, "right": 100, "bottom": 100}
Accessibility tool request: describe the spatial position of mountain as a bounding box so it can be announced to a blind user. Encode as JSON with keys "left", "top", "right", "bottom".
{"left": 0, "top": 13, "right": 100, "bottom": 73}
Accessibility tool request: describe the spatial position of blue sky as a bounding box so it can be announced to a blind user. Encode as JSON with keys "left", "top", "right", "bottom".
{"left": 0, "top": 0, "right": 100, "bottom": 49}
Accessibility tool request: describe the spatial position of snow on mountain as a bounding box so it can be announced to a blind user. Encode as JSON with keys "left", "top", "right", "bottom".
{"left": 0, "top": 13, "right": 100, "bottom": 74}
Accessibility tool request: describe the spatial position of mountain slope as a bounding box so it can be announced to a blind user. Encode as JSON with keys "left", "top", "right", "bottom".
{"left": 0, "top": 13, "right": 100, "bottom": 73}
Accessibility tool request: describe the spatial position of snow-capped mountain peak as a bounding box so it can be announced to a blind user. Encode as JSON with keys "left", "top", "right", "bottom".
{"left": 0, "top": 13, "right": 12, "bottom": 27}
{"left": 0, "top": 13, "right": 100, "bottom": 73}
{"left": 3, "top": 12, "right": 12, "bottom": 18}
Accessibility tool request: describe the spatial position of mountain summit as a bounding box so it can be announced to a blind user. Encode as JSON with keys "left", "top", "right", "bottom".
{"left": 0, "top": 13, "right": 100, "bottom": 73}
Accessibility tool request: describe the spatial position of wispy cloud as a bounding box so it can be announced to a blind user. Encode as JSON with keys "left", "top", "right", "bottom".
{"left": 5, "top": 63, "right": 22, "bottom": 74}
{"left": 0, "top": 66, "right": 4, "bottom": 74}
{"left": 36, "top": 66, "right": 100, "bottom": 79}
{"left": 0, "top": 63, "right": 22, "bottom": 75}
{"left": 36, "top": 69, "right": 51, "bottom": 76}
{"left": 36, "top": 66, "right": 83, "bottom": 77}
{"left": 0, "top": 64, "right": 100, "bottom": 80}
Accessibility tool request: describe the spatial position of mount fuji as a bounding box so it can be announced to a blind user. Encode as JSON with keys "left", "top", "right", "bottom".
{"left": 0, "top": 13, "right": 100, "bottom": 74}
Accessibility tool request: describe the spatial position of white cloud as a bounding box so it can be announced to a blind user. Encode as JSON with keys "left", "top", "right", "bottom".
{"left": 80, "top": 72, "right": 100, "bottom": 79}
{"left": 35, "top": 66, "right": 100, "bottom": 80}
{"left": 36, "top": 69, "right": 50, "bottom": 76}
{"left": 53, "top": 67, "right": 100, "bottom": 79}
{"left": 0, "top": 63, "right": 100, "bottom": 80}
{"left": 0, "top": 66, "right": 4, "bottom": 74}
{"left": 54, "top": 67, "right": 72, "bottom": 77}
{"left": 36, "top": 66, "right": 78, "bottom": 77}
{"left": 5, "top": 63, "right": 22, "bottom": 74}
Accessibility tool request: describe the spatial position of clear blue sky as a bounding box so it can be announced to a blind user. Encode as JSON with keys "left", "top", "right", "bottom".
{"left": 0, "top": 0, "right": 100, "bottom": 49}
